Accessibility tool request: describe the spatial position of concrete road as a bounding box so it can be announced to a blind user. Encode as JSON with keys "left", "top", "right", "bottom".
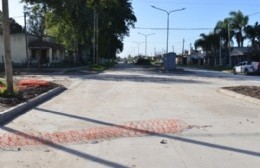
{"left": 0, "top": 63, "right": 260, "bottom": 168}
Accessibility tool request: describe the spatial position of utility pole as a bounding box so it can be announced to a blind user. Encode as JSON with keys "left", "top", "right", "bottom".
{"left": 182, "top": 38, "right": 185, "bottom": 56}
{"left": 2, "top": 0, "right": 14, "bottom": 94}
{"left": 190, "top": 43, "right": 192, "bottom": 54}
{"left": 24, "top": 6, "right": 29, "bottom": 69}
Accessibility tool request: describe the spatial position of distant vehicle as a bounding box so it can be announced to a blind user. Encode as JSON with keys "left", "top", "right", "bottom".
{"left": 233, "top": 61, "right": 260, "bottom": 75}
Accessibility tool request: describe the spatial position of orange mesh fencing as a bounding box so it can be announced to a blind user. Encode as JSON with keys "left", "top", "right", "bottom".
{"left": 0, "top": 79, "right": 49, "bottom": 93}
{"left": 18, "top": 79, "right": 49, "bottom": 87}
{"left": 0, "top": 119, "right": 189, "bottom": 150}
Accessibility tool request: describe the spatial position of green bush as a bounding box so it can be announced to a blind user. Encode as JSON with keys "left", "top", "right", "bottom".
{"left": 135, "top": 58, "right": 151, "bottom": 65}
{"left": 0, "top": 79, "right": 6, "bottom": 87}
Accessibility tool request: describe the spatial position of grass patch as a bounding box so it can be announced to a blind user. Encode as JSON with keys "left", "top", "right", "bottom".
{"left": 0, "top": 87, "right": 19, "bottom": 98}
{"left": 0, "top": 78, "right": 5, "bottom": 86}
{"left": 90, "top": 62, "right": 115, "bottom": 71}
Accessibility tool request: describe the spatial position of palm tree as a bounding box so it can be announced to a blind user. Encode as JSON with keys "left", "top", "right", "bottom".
{"left": 194, "top": 33, "right": 208, "bottom": 51}
{"left": 195, "top": 33, "right": 219, "bottom": 51}
{"left": 229, "top": 10, "right": 249, "bottom": 47}
{"left": 244, "top": 22, "right": 260, "bottom": 45}
{"left": 195, "top": 32, "right": 219, "bottom": 66}
{"left": 245, "top": 22, "right": 260, "bottom": 61}
{"left": 214, "top": 18, "right": 234, "bottom": 49}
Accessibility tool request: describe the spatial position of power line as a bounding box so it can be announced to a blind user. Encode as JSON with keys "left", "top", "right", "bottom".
{"left": 135, "top": 27, "right": 213, "bottom": 30}
{"left": 248, "top": 11, "right": 260, "bottom": 16}
{"left": 134, "top": 0, "right": 260, "bottom": 6}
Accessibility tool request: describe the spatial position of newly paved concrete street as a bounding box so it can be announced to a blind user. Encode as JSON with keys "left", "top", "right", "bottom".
{"left": 1, "top": 63, "right": 260, "bottom": 168}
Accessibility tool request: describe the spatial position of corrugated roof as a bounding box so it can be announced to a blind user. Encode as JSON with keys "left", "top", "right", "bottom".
{"left": 230, "top": 47, "right": 250, "bottom": 56}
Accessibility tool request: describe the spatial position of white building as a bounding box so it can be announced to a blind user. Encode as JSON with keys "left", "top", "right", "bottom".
{"left": 0, "top": 33, "right": 65, "bottom": 67}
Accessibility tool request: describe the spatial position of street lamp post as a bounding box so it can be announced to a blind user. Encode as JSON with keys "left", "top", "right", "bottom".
{"left": 151, "top": 5, "right": 185, "bottom": 53}
{"left": 133, "top": 41, "right": 143, "bottom": 56}
{"left": 138, "top": 32, "right": 155, "bottom": 56}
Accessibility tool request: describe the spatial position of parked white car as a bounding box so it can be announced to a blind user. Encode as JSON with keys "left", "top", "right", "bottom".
{"left": 233, "top": 61, "right": 260, "bottom": 75}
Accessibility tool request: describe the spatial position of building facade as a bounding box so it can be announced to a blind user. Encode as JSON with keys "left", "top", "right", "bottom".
{"left": 0, "top": 33, "right": 65, "bottom": 67}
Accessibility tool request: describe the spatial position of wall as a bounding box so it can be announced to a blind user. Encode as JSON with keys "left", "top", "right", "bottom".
{"left": 0, "top": 34, "right": 64, "bottom": 67}
{"left": 0, "top": 34, "right": 27, "bottom": 65}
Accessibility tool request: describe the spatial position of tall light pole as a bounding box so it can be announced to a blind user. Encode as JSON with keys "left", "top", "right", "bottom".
{"left": 151, "top": 5, "right": 185, "bottom": 53}
{"left": 138, "top": 32, "right": 155, "bottom": 56}
{"left": 133, "top": 41, "right": 143, "bottom": 56}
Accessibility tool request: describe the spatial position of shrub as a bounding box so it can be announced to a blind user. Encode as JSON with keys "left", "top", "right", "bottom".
{"left": 135, "top": 58, "right": 151, "bottom": 65}
{"left": 0, "top": 79, "right": 6, "bottom": 87}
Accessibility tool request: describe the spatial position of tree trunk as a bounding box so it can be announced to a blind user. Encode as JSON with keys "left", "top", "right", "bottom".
{"left": 2, "top": 0, "right": 14, "bottom": 95}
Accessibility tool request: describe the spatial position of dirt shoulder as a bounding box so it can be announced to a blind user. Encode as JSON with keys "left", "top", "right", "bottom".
{"left": 0, "top": 83, "right": 61, "bottom": 112}
{"left": 222, "top": 86, "right": 260, "bottom": 99}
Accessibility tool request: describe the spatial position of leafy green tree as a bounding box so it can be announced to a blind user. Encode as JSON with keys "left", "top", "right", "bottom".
{"left": 22, "top": 0, "right": 137, "bottom": 65}
{"left": 229, "top": 10, "right": 249, "bottom": 47}
{"left": 244, "top": 22, "right": 260, "bottom": 45}
{"left": 24, "top": 4, "right": 47, "bottom": 37}
{"left": 94, "top": 0, "right": 136, "bottom": 61}
{"left": 45, "top": 0, "right": 93, "bottom": 64}
{"left": 24, "top": 3, "right": 49, "bottom": 70}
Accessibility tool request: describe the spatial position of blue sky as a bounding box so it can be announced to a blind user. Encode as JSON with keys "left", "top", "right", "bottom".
{"left": 3, "top": 0, "right": 260, "bottom": 57}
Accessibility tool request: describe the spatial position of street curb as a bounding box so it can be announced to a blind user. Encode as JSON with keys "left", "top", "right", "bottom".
{"left": 0, "top": 86, "right": 66, "bottom": 124}
{"left": 218, "top": 88, "right": 260, "bottom": 105}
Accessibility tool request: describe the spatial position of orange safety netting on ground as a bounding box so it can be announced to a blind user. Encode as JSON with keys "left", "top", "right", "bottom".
{"left": 0, "top": 79, "right": 50, "bottom": 92}
{"left": 18, "top": 79, "right": 50, "bottom": 87}
{"left": 0, "top": 119, "right": 189, "bottom": 150}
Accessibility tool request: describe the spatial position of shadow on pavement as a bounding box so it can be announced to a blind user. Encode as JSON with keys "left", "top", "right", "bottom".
{"left": 1, "top": 126, "right": 129, "bottom": 168}
{"left": 30, "top": 107, "right": 260, "bottom": 158}
{"left": 162, "top": 134, "right": 260, "bottom": 157}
